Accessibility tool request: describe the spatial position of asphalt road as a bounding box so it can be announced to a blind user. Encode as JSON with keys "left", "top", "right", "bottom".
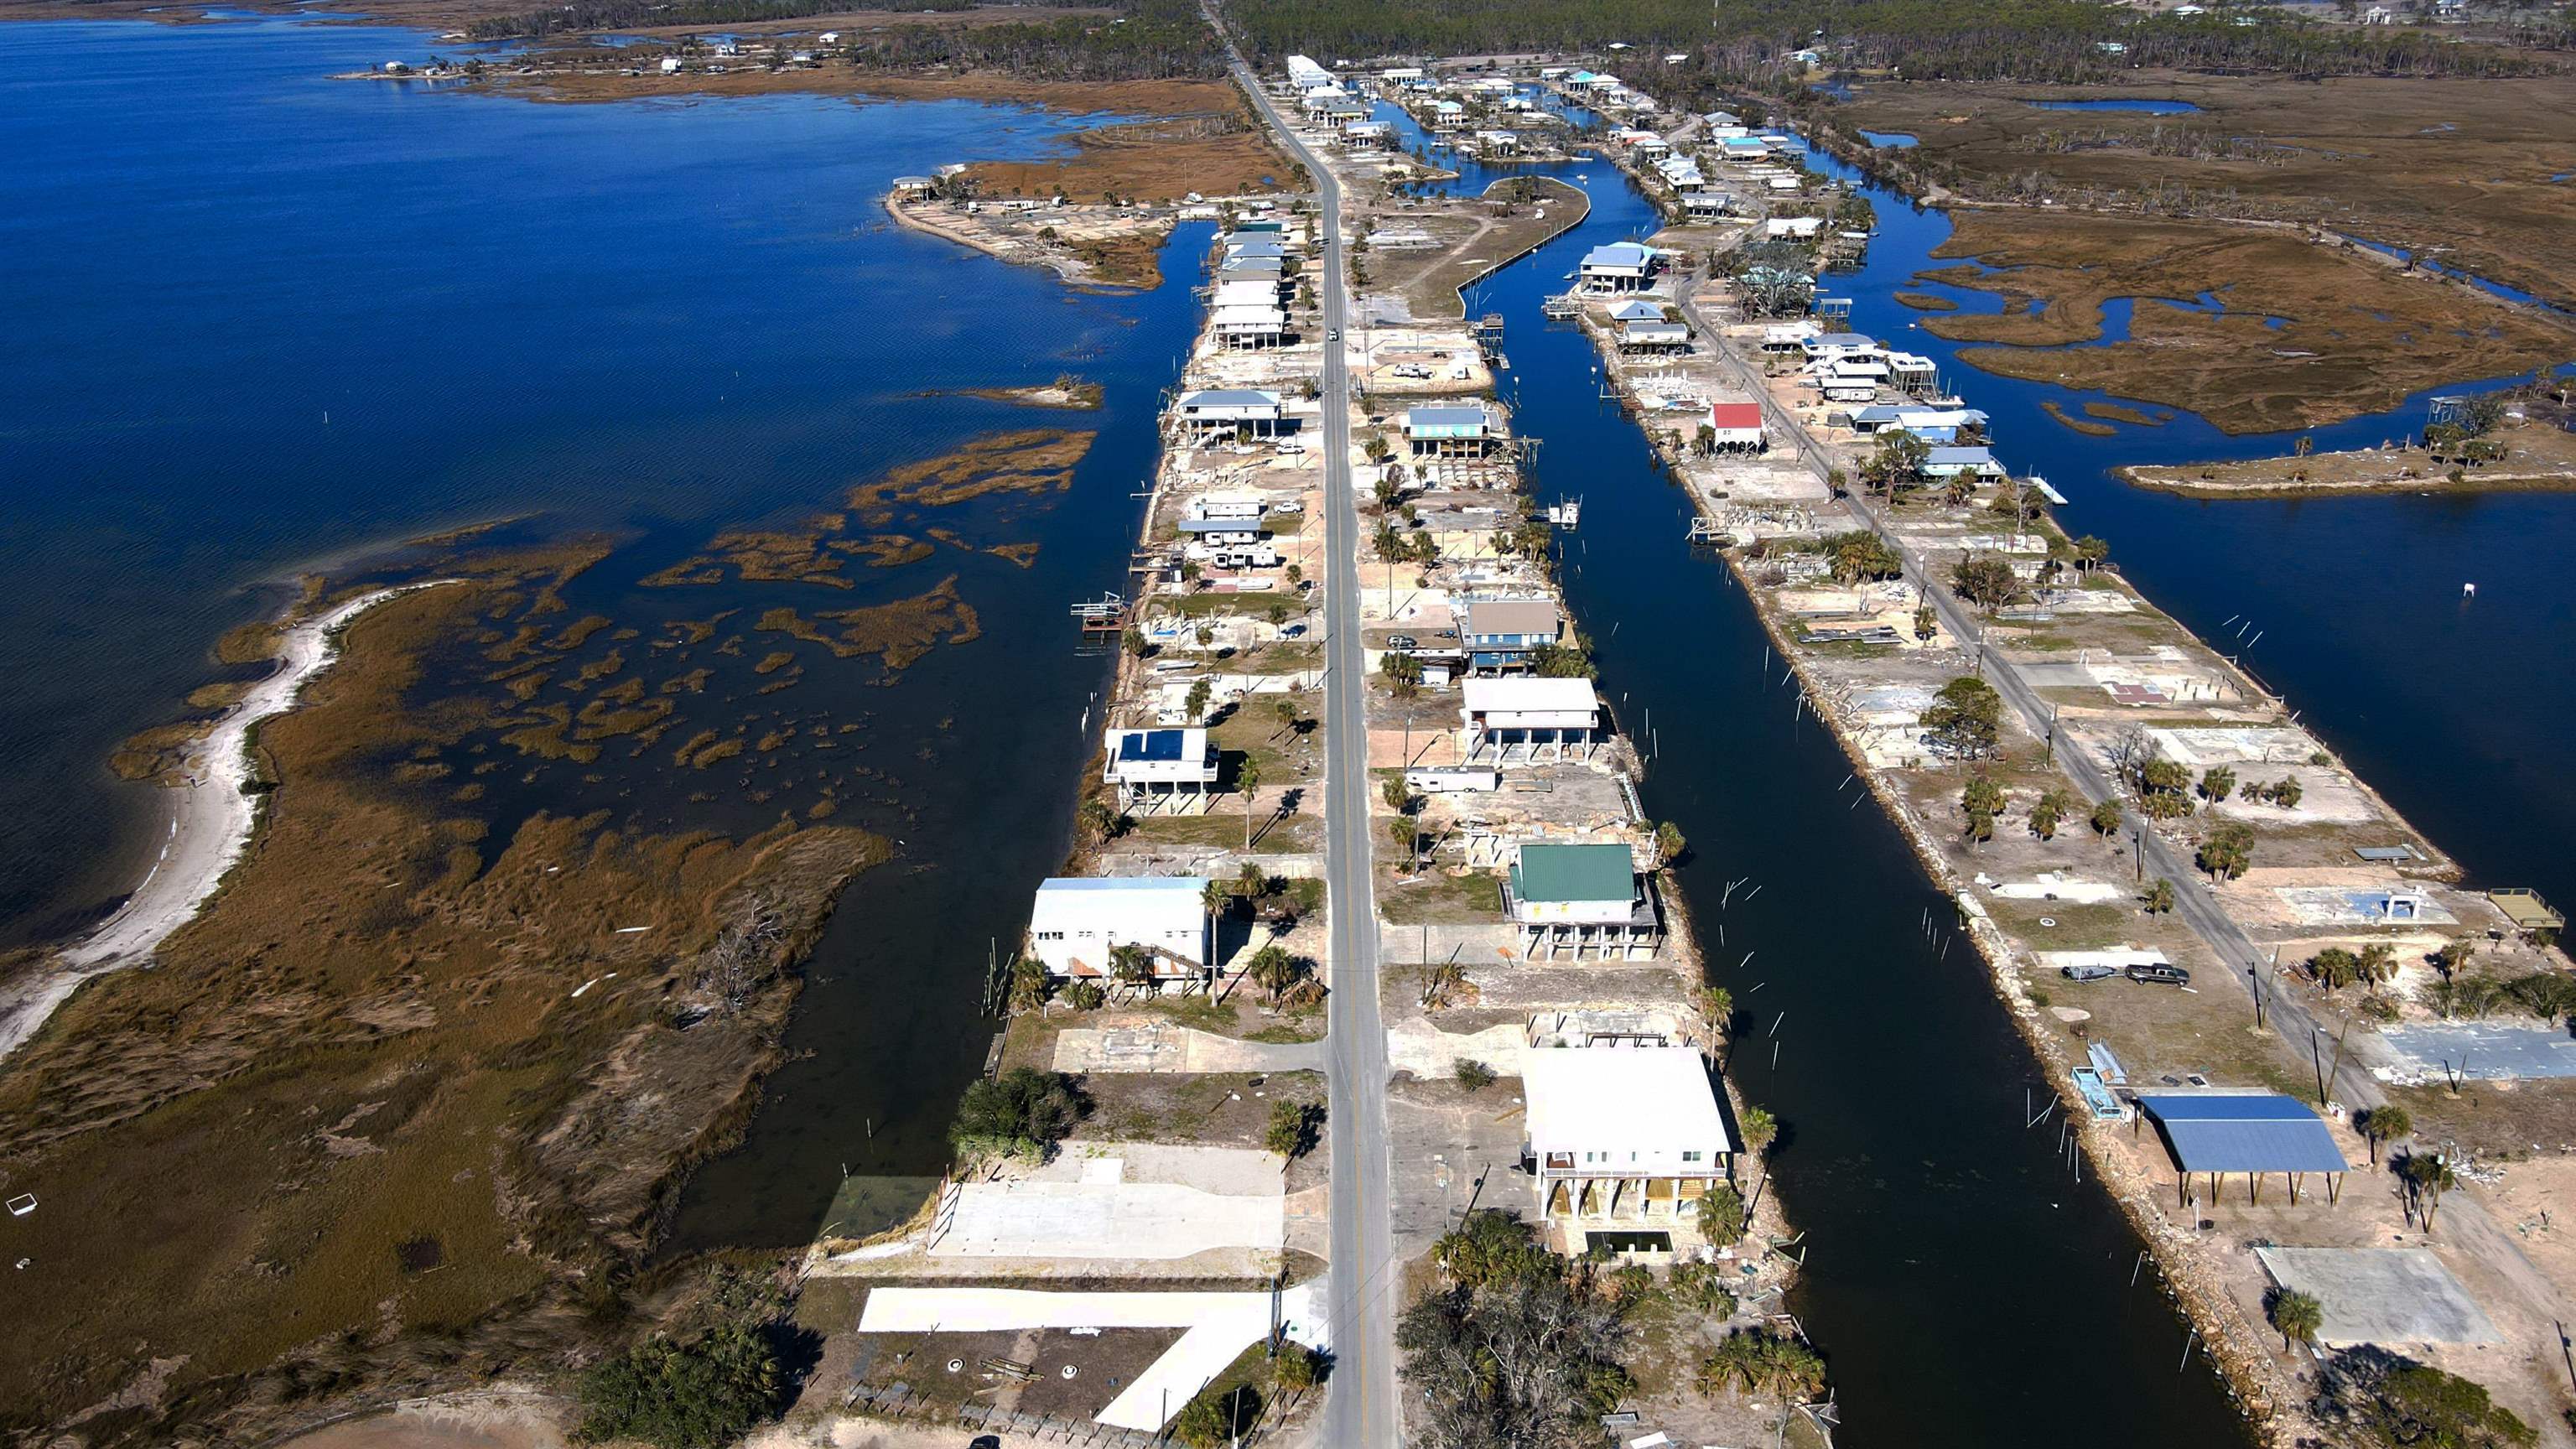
{"left": 1212, "top": 31, "right": 1405, "bottom": 1446}
{"left": 1670, "top": 279, "right": 2396, "bottom": 1109}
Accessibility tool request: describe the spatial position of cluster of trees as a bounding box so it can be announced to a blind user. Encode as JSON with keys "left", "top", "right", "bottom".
{"left": 2196, "top": 819, "right": 2254, "bottom": 880}
{"left": 1707, "top": 0, "right": 2548, "bottom": 87}
{"left": 482, "top": 0, "right": 1228, "bottom": 81}
{"left": 1922, "top": 674, "right": 2001, "bottom": 760}
{"left": 1696, "top": 1327, "right": 1827, "bottom": 1403}
{"left": 1821, "top": 528, "right": 1903, "bottom": 584}
{"left": 2317, "top": 1347, "right": 2537, "bottom": 1449}
{"left": 577, "top": 1323, "right": 785, "bottom": 1449}
{"left": 1223, "top": 0, "right": 1714, "bottom": 65}
{"left": 2199, "top": 766, "right": 2306, "bottom": 810}
{"left": 1167, "top": 1340, "right": 1326, "bottom": 1447}
{"left": 1399, "top": 1212, "right": 1640, "bottom": 1449}
{"left": 1950, "top": 556, "right": 2026, "bottom": 613}
{"left": 2306, "top": 942, "right": 2399, "bottom": 992}
{"left": 950, "top": 1066, "right": 1088, "bottom": 1160}
{"left": 575, "top": 1265, "right": 806, "bottom": 1449}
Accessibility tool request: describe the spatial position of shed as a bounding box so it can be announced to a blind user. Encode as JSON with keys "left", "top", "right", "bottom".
{"left": 2137, "top": 1093, "right": 2349, "bottom": 1206}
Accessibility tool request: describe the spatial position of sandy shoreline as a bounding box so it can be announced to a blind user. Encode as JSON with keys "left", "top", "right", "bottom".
{"left": 0, "top": 583, "right": 448, "bottom": 1065}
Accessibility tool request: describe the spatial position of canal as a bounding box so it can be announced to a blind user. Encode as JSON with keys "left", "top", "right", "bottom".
{"left": 1381, "top": 101, "right": 2259, "bottom": 1442}
{"left": 1793, "top": 140, "right": 2576, "bottom": 919}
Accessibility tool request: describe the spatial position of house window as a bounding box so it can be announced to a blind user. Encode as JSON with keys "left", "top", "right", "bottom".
{"left": 1680, "top": 1150, "right": 1702, "bottom": 1164}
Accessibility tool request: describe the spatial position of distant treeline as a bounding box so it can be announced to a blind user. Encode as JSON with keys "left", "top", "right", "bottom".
{"left": 1218, "top": 0, "right": 2551, "bottom": 81}
{"left": 838, "top": 0, "right": 1227, "bottom": 79}
{"left": 467, "top": 0, "right": 1226, "bottom": 79}
{"left": 1749, "top": 0, "right": 2553, "bottom": 80}
{"left": 469, "top": 0, "right": 979, "bottom": 41}
{"left": 1216, "top": 0, "right": 1714, "bottom": 63}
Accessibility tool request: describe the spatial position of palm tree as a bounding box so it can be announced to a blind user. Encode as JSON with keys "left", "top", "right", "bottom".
{"left": 1109, "top": 943, "right": 1156, "bottom": 1002}
{"left": 1387, "top": 814, "right": 1416, "bottom": 874}
{"left": 2356, "top": 1103, "right": 2410, "bottom": 1164}
{"left": 1246, "top": 944, "right": 1300, "bottom": 1005}
{"left": 1738, "top": 1105, "right": 1778, "bottom": 1156}
{"left": 2268, "top": 1288, "right": 2323, "bottom": 1353}
{"left": 2397, "top": 1150, "right": 2457, "bottom": 1231}
{"left": 1004, "top": 954, "right": 1051, "bottom": 1013}
{"left": 1239, "top": 756, "right": 1265, "bottom": 849}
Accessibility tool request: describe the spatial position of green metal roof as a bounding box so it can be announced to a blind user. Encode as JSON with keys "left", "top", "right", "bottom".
{"left": 1510, "top": 843, "right": 1634, "bottom": 903}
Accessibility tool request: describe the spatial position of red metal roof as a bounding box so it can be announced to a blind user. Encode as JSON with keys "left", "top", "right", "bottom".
{"left": 1709, "top": 402, "right": 1763, "bottom": 430}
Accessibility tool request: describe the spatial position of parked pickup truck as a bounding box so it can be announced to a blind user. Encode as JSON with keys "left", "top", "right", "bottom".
{"left": 2125, "top": 962, "right": 2192, "bottom": 988}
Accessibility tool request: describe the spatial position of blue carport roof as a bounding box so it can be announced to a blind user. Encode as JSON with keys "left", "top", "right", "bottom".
{"left": 2137, "top": 1093, "right": 2349, "bottom": 1174}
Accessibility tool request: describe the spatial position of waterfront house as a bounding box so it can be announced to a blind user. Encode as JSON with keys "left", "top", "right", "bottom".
{"left": 1026, "top": 875, "right": 1213, "bottom": 984}
{"left": 1577, "top": 242, "right": 1656, "bottom": 293}
{"left": 1343, "top": 120, "right": 1393, "bottom": 149}
{"left": 1721, "top": 136, "right": 1769, "bottom": 162}
{"left": 891, "top": 175, "right": 935, "bottom": 198}
{"left": 1285, "top": 55, "right": 1333, "bottom": 90}
{"left": 1706, "top": 400, "right": 1765, "bottom": 453}
{"left": 1102, "top": 728, "right": 1220, "bottom": 813}
{"left": 1174, "top": 389, "right": 1282, "bottom": 440}
{"left": 1431, "top": 100, "right": 1467, "bottom": 130}
{"left": 1765, "top": 216, "right": 1825, "bottom": 242}
{"left": 1922, "top": 445, "right": 2007, "bottom": 480}
{"left": 1618, "top": 319, "right": 1691, "bottom": 353}
{"left": 1404, "top": 403, "right": 1501, "bottom": 458}
{"left": 1213, "top": 278, "right": 1286, "bottom": 312}
{"left": 1760, "top": 320, "right": 1820, "bottom": 352}
{"left": 1213, "top": 304, "right": 1289, "bottom": 351}
{"left": 1798, "top": 330, "right": 1877, "bottom": 358}
{"left": 1505, "top": 841, "right": 1660, "bottom": 959}
{"left": 1679, "top": 190, "right": 1732, "bottom": 221}
{"left": 1609, "top": 299, "right": 1665, "bottom": 325}
{"left": 1526, "top": 1042, "right": 1732, "bottom": 1236}
{"left": 1460, "top": 595, "right": 1561, "bottom": 673}
{"left": 1460, "top": 677, "right": 1601, "bottom": 761}
{"left": 1887, "top": 351, "right": 1940, "bottom": 392}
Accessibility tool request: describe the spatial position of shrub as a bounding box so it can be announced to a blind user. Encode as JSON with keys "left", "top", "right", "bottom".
{"left": 575, "top": 1324, "right": 783, "bottom": 1449}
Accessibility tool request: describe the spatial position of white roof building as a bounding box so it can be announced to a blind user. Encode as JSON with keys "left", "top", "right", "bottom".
{"left": 1462, "top": 677, "right": 1600, "bottom": 732}
{"left": 1212, "top": 278, "right": 1284, "bottom": 309}
{"left": 1176, "top": 389, "right": 1283, "bottom": 425}
{"left": 1101, "top": 728, "right": 1218, "bottom": 787}
{"left": 1525, "top": 1045, "right": 1734, "bottom": 1178}
{"left": 1026, "top": 875, "right": 1212, "bottom": 980}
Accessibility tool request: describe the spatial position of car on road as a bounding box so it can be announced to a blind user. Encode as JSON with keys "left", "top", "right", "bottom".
{"left": 2125, "top": 962, "right": 2191, "bottom": 987}
{"left": 2059, "top": 963, "right": 2118, "bottom": 983}
{"left": 1327, "top": 328, "right": 1340, "bottom": 341}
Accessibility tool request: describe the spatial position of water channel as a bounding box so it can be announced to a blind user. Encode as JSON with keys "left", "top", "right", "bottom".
{"left": 1385, "top": 96, "right": 2263, "bottom": 1444}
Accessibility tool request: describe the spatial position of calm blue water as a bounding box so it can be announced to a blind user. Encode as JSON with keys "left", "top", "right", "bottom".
{"left": 1858, "top": 129, "right": 1919, "bottom": 148}
{"left": 2031, "top": 98, "right": 2203, "bottom": 114}
{"left": 1793, "top": 139, "right": 2576, "bottom": 914}
{"left": 0, "top": 16, "right": 1194, "bottom": 947}
{"left": 2, "top": 13, "right": 1239, "bottom": 1259}
{"left": 1374, "top": 96, "right": 2257, "bottom": 1446}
